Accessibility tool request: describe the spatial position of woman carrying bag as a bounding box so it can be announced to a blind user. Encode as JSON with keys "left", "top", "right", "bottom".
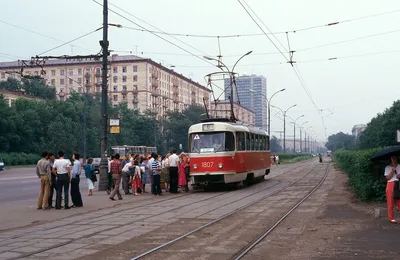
{"left": 384, "top": 156, "right": 400, "bottom": 223}
{"left": 85, "top": 158, "right": 97, "bottom": 196}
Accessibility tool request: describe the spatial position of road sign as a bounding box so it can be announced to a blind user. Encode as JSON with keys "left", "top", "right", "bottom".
{"left": 110, "top": 126, "right": 120, "bottom": 134}
{"left": 110, "top": 118, "right": 120, "bottom": 126}
{"left": 179, "top": 144, "right": 182, "bottom": 149}
{"left": 397, "top": 129, "right": 400, "bottom": 143}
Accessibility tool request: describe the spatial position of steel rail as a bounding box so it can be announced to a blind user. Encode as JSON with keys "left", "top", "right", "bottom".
{"left": 130, "top": 162, "right": 321, "bottom": 260}
{"left": 232, "top": 163, "right": 330, "bottom": 260}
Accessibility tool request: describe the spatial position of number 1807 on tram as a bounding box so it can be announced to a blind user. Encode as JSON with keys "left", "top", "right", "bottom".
{"left": 188, "top": 119, "right": 271, "bottom": 187}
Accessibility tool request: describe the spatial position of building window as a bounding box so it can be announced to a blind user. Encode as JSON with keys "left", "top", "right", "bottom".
{"left": 122, "top": 85, "right": 127, "bottom": 91}
{"left": 113, "top": 67, "right": 118, "bottom": 73}
{"left": 78, "top": 68, "right": 82, "bottom": 75}
{"left": 133, "top": 65, "right": 138, "bottom": 72}
{"left": 69, "top": 69, "right": 73, "bottom": 76}
{"left": 122, "top": 76, "right": 127, "bottom": 82}
{"left": 113, "top": 95, "right": 118, "bottom": 101}
{"left": 96, "top": 68, "right": 101, "bottom": 74}
{"left": 60, "top": 79, "right": 65, "bottom": 85}
{"left": 96, "top": 77, "right": 101, "bottom": 84}
{"left": 34, "top": 71, "right": 39, "bottom": 76}
{"left": 51, "top": 79, "right": 55, "bottom": 85}
{"left": 113, "top": 86, "right": 118, "bottom": 92}
{"left": 85, "top": 68, "right": 90, "bottom": 75}
{"left": 51, "top": 70, "right": 56, "bottom": 76}
{"left": 133, "top": 85, "right": 138, "bottom": 90}
{"left": 122, "top": 66, "right": 127, "bottom": 73}
{"left": 78, "top": 78, "right": 82, "bottom": 84}
{"left": 133, "top": 75, "right": 137, "bottom": 81}
{"left": 78, "top": 87, "right": 82, "bottom": 93}
{"left": 69, "top": 78, "right": 73, "bottom": 85}
{"left": 113, "top": 76, "right": 118, "bottom": 83}
{"left": 60, "top": 70, "right": 65, "bottom": 76}
{"left": 96, "top": 86, "right": 101, "bottom": 92}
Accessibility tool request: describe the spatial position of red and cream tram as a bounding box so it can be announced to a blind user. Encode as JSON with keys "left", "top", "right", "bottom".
{"left": 188, "top": 119, "right": 271, "bottom": 187}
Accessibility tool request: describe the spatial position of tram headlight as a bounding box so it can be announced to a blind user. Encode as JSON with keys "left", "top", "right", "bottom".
{"left": 218, "top": 163, "right": 223, "bottom": 169}
{"left": 193, "top": 164, "right": 198, "bottom": 169}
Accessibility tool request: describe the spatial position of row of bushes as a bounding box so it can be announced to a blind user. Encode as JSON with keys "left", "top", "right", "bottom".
{"left": 334, "top": 148, "right": 386, "bottom": 201}
{"left": 0, "top": 153, "right": 41, "bottom": 166}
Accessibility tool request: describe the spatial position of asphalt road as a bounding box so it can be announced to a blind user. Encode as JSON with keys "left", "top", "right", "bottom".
{"left": 0, "top": 167, "right": 90, "bottom": 206}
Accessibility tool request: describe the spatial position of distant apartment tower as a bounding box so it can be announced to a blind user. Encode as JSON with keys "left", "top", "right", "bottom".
{"left": 352, "top": 124, "right": 367, "bottom": 138}
{"left": 224, "top": 75, "right": 267, "bottom": 129}
{"left": 212, "top": 100, "right": 255, "bottom": 126}
{"left": 0, "top": 55, "right": 211, "bottom": 119}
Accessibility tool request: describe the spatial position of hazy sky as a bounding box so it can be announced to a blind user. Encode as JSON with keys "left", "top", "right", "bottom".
{"left": 1, "top": 0, "right": 400, "bottom": 142}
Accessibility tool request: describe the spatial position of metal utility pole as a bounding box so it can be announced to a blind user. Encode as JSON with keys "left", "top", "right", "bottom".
{"left": 292, "top": 115, "right": 304, "bottom": 153}
{"left": 98, "top": 0, "right": 109, "bottom": 191}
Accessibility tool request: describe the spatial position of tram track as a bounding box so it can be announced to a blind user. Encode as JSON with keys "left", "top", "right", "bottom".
{"left": 128, "top": 161, "right": 326, "bottom": 260}
{"left": 232, "top": 162, "right": 330, "bottom": 260}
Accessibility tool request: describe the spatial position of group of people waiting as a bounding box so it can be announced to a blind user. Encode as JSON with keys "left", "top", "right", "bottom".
{"left": 36, "top": 151, "right": 85, "bottom": 210}
{"left": 105, "top": 149, "right": 191, "bottom": 200}
{"left": 36, "top": 149, "right": 191, "bottom": 210}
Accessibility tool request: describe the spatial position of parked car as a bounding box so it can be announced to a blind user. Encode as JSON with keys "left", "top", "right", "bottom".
{"left": 0, "top": 156, "right": 4, "bottom": 171}
{"left": 92, "top": 158, "right": 101, "bottom": 174}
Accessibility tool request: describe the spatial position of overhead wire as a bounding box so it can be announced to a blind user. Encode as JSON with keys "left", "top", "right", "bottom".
{"left": 237, "top": 0, "right": 327, "bottom": 140}
{"left": 297, "top": 28, "right": 400, "bottom": 52}
{"left": 92, "top": 0, "right": 215, "bottom": 67}
{"left": 116, "top": 8, "right": 400, "bottom": 38}
{"left": 37, "top": 28, "right": 102, "bottom": 56}
{"left": 0, "top": 20, "right": 95, "bottom": 53}
{"left": 106, "top": 1, "right": 213, "bottom": 60}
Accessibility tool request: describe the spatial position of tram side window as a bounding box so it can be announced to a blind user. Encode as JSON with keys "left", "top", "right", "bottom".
{"left": 254, "top": 135, "right": 260, "bottom": 151}
{"left": 250, "top": 134, "right": 254, "bottom": 150}
{"left": 246, "top": 133, "right": 251, "bottom": 151}
{"left": 237, "top": 132, "right": 246, "bottom": 151}
{"left": 262, "top": 136, "right": 266, "bottom": 150}
{"left": 225, "top": 132, "right": 235, "bottom": 151}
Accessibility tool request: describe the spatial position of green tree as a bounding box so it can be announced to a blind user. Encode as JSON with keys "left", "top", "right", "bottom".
{"left": 0, "top": 77, "right": 56, "bottom": 100}
{"left": 325, "top": 132, "right": 355, "bottom": 151}
{"left": 358, "top": 100, "right": 400, "bottom": 149}
{"left": 270, "top": 136, "right": 282, "bottom": 153}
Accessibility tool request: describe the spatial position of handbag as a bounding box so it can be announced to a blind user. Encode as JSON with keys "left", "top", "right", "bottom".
{"left": 90, "top": 173, "right": 97, "bottom": 182}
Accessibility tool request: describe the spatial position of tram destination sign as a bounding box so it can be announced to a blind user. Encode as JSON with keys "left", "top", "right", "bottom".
{"left": 202, "top": 124, "right": 214, "bottom": 131}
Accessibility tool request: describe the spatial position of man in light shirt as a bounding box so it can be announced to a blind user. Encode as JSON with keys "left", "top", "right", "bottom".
{"left": 36, "top": 151, "right": 51, "bottom": 210}
{"left": 53, "top": 151, "right": 71, "bottom": 210}
{"left": 168, "top": 149, "right": 180, "bottom": 194}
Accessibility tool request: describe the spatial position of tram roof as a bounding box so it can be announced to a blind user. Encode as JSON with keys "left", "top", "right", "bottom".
{"left": 189, "top": 120, "right": 268, "bottom": 136}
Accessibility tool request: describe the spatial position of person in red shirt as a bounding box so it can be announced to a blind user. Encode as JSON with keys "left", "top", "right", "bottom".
{"left": 109, "top": 154, "right": 123, "bottom": 201}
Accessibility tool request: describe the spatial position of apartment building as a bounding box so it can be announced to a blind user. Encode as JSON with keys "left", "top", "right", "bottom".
{"left": 0, "top": 89, "right": 42, "bottom": 107}
{"left": 225, "top": 74, "right": 267, "bottom": 130}
{"left": 212, "top": 100, "right": 255, "bottom": 127}
{"left": 0, "top": 55, "right": 211, "bottom": 119}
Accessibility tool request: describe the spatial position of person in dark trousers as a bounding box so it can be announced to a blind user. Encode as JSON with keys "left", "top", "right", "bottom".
{"left": 48, "top": 153, "right": 57, "bottom": 208}
{"left": 54, "top": 151, "right": 71, "bottom": 210}
{"left": 70, "top": 152, "right": 83, "bottom": 207}
{"left": 319, "top": 154, "right": 323, "bottom": 163}
{"left": 168, "top": 150, "right": 180, "bottom": 193}
{"left": 151, "top": 153, "right": 162, "bottom": 196}
{"left": 109, "top": 154, "right": 123, "bottom": 201}
{"left": 107, "top": 155, "right": 115, "bottom": 195}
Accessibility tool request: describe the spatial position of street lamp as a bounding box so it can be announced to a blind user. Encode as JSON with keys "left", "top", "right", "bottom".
{"left": 300, "top": 121, "right": 308, "bottom": 153}
{"left": 271, "top": 104, "right": 297, "bottom": 153}
{"left": 292, "top": 115, "right": 304, "bottom": 153}
{"left": 204, "top": 51, "right": 252, "bottom": 122}
{"left": 304, "top": 126, "right": 313, "bottom": 153}
{"left": 248, "top": 88, "right": 285, "bottom": 134}
{"left": 69, "top": 77, "right": 90, "bottom": 162}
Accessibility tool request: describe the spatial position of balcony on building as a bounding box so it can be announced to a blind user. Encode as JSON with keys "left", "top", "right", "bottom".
{"left": 132, "top": 98, "right": 138, "bottom": 104}
{"left": 133, "top": 88, "right": 138, "bottom": 94}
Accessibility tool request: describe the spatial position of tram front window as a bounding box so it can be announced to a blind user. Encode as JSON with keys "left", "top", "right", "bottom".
{"left": 190, "top": 132, "right": 235, "bottom": 153}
